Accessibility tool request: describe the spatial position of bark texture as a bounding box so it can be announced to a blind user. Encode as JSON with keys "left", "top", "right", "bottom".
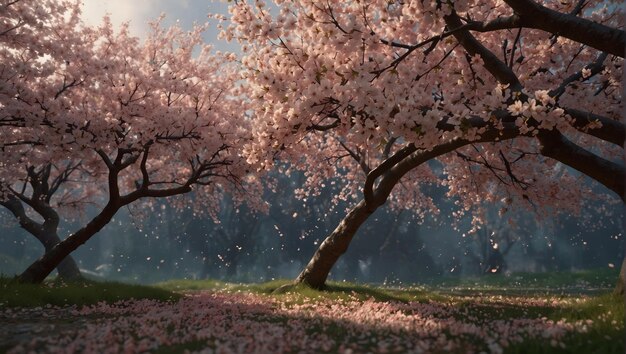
{"left": 295, "top": 200, "right": 373, "bottom": 289}
{"left": 503, "top": 0, "right": 625, "bottom": 57}
{"left": 1, "top": 196, "right": 82, "bottom": 281}
{"left": 39, "top": 232, "right": 83, "bottom": 281}
{"left": 17, "top": 203, "right": 118, "bottom": 283}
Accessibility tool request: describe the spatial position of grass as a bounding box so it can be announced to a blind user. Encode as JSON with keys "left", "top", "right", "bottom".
{"left": 152, "top": 340, "right": 208, "bottom": 354}
{"left": 153, "top": 272, "right": 624, "bottom": 354}
{"left": 503, "top": 292, "right": 624, "bottom": 354}
{"left": 155, "top": 278, "right": 228, "bottom": 292}
{"left": 3, "top": 270, "right": 623, "bottom": 353}
{"left": 155, "top": 278, "right": 446, "bottom": 304}
{"left": 153, "top": 268, "right": 619, "bottom": 303}
{"left": 0, "top": 277, "right": 180, "bottom": 308}
{"left": 432, "top": 268, "right": 619, "bottom": 293}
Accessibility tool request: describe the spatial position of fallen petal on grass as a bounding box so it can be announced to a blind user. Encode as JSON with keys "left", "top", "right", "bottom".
{"left": 1, "top": 285, "right": 622, "bottom": 354}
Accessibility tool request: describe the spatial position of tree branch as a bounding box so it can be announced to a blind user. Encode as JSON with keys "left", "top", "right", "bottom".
{"left": 564, "top": 108, "right": 624, "bottom": 147}
{"left": 503, "top": 0, "right": 625, "bottom": 57}
{"left": 0, "top": 195, "right": 43, "bottom": 236}
{"left": 363, "top": 143, "right": 417, "bottom": 209}
{"left": 374, "top": 121, "right": 528, "bottom": 203}
{"left": 538, "top": 130, "right": 624, "bottom": 200}
{"left": 339, "top": 141, "right": 370, "bottom": 174}
{"left": 549, "top": 52, "right": 608, "bottom": 101}
{"left": 444, "top": 13, "right": 523, "bottom": 91}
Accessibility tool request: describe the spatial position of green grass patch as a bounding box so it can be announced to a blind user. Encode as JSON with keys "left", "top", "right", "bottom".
{"left": 153, "top": 339, "right": 208, "bottom": 354}
{"left": 0, "top": 277, "right": 180, "bottom": 308}
{"left": 273, "top": 281, "right": 446, "bottom": 304}
{"left": 505, "top": 292, "right": 623, "bottom": 353}
{"left": 154, "top": 278, "right": 228, "bottom": 292}
{"left": 433, "top": 268, "right": 619, "bottom": 292}
{"left": 155, "top": 278, "right": 445, "bottom": 304}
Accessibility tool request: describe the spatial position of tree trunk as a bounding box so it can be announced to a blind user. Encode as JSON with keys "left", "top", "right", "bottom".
{"left": 616, "top": 258, "right": 625, "bottom": 296}
{"left": 17, "top": 203, "right": 118, "bottom": 284}
{"left": 295, "top": 200, "right": 374, "bottom": 289}
{"left": 55, "top": 256, "right": 83, "bottom": 281}
{"left": 38, "top": 232, "right": 83, "bottom": 281}
{"left": 293, "top": 125, "right": 528, "bottom": 289}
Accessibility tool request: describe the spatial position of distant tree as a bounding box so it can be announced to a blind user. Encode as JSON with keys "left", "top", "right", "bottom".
{"left": 226, "top": 0, "right": 624, "bottom": 290}
{"left": 181, "top": 196, "right": 261, "bottom": 280}
{"left": 463, "top": 206, "right": 523, "bottom": 275}
{"left": 358, "top": 211, "right": 439, "bottom": 284}
{"left": 0, "top": 1, "right": 256, "bottom": 283}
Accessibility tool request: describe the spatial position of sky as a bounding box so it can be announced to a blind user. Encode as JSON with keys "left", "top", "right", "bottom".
{"left": 80, "top": 0, "right": 239, "bottom": 52}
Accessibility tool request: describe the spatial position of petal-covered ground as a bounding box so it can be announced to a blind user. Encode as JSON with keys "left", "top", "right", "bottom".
{"left": 1, "top": 290, "right": 619, "bottom": 354}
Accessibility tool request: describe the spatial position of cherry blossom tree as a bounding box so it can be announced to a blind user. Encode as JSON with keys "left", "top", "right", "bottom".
{"left": 0, "top": 162, "right": 90, "bottom": 281}
{"left": 0, "top": 0, "right": 94, "bottom": 280}
{"left": 225, "top": 0, "right": 624, "bottom": 289}
{"left": 0, "top": 0, "right": 257, "bottom": 283}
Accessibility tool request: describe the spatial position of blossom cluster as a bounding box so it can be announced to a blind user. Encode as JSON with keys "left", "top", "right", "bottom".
{"left": 225, "top": 0, "right": 623, "bottom": 226}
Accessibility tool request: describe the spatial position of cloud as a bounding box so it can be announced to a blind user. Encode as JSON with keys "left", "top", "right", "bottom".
{"left": 81, "top": 0, "right": 154, "bottom": 36}
{"left": 80, "top": 0, "right": 239, "bottom": 52}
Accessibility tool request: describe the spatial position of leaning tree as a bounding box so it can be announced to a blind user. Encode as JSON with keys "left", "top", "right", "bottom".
{"left": 0, "top": 162, "right": 96, "bottom": 281}
{"left": 224, "top": 0, "right": 624, "bottom": 289}
{"left": 0, "top": 0, "right": 259, "bottom": 283}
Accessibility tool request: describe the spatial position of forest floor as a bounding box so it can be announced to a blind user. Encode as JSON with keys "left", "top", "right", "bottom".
{"left": 0, "top": 270, "right": 623, "bottom": 354}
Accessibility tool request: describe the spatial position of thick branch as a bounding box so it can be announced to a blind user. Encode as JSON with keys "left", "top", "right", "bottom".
{"left": 0, "top": 196, "right": 43, "bottom": 236}
{"left": 445, "top": 10, "right": 624, "bottom": 200}
{"left": 139, "top": 144, "right": 151, "bottom": 188}
{"left": 503, "top": 0, "right": 625, "bottom": 57}
{"left": 445, "top": 13, "right": 523, "bottom": 91}
{"left": 538, "top": 130, "right": 625, "bottom": 201}
{"left": 363, "top": 144, "right": 417, "bottom": 209}
{"left": 564, "top": 108, "right": 624, "bottom": 147}
{"left": 120, "top": 184, "right": 192, "bottom": 205}
{"left": 97, "top": 149, "right": 121, "bottom": 201}
{"left": 375, "top": 122, "right": 525, "bottom": 202}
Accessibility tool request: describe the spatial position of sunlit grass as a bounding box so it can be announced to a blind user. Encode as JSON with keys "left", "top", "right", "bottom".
{"left": 155, "top": 278, "right": 445, "bottom": 304}
{"left": 0, "top": 277, "right": 180, "bottom": 308}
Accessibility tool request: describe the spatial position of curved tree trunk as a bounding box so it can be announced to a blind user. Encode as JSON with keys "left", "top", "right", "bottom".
{"left": 295, "top": 200, "right": 374, "bottom": 289}
{"left": 293, "top": 125, "right": 527, "bottom": 290}
{"left": 1, "top": 195, "right": 82, "bottom": 281}
{"left": 18, "top": 203, "right": 118, "bottom": 284}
